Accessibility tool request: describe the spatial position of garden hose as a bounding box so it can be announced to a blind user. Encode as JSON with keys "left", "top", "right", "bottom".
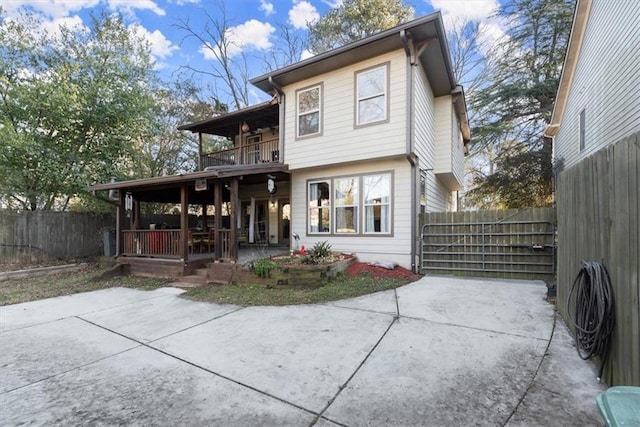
{"left": 566, "top": 261, "right": 615, "bottom": 379}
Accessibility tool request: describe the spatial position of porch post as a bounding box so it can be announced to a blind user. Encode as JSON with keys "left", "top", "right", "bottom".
{"left": 116, "top": 190, "right": 126, "bottom": 256}
{"left": 180, "top": 183, "right": 189, "bottom": 260}
{"left": 230, "top": 177, "right": 239, "bottom": 260}
{"left": 214, "top": 180, "right": 222, "bottom": 259}
{"left": 198, "top": 133, "right": 203, "bottom": 170}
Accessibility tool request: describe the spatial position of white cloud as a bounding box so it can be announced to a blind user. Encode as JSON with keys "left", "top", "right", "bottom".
{"left": 130, "top": 24, "right": 178, "bottom": 59}
{"left": 201, "top": 19, "right": 275, "bottom": 59}
{"left": 259, "top": 0, "right": 275, "bottom": 16}
{"left": 40, "top": 15, "right": 87, "bottom": 39}
{"left": 430, "top": 0, "right": 498, "bottom": 24}
{"left": 300, "top": 49, "right": 315, "bottom": 60}
{"left": 107, "top": 0, "right": 166, "bottom": 16}
{"left": 288, "top": 1, "right": 319, "bottom": 30}
{"left": 2, "top": 0, "right": 100, "bottom": 19}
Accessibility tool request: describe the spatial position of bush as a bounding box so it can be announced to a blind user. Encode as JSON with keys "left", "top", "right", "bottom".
{"left": 253, "top": 259, "right": 278, "bottom": 278}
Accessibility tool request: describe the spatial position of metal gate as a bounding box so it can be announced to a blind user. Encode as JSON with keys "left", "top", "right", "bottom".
{"left": 420, "top": 219, "right": 556, "bottom": 279}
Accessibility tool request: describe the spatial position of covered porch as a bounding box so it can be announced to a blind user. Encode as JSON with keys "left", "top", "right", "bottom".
{"left": 90, "top": 164, "right": 290, "bottom": 277}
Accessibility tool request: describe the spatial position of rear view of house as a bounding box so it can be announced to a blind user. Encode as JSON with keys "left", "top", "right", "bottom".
{"left": 91, "top": 12, "right": 469, "bottom": 275}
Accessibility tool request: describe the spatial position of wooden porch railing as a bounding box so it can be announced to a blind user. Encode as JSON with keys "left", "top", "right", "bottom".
{"left": 122, "top": 230, "right": 181, "bottom": 258}
{"left": 201, "top": 138, "right": 279, "bottom": 169}
{"left": 122, "top": 229, "right": 234, "bottom": 259}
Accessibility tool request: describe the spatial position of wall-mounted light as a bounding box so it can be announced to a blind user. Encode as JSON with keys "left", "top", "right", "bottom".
{"left": 125, "top": 192, "right": 133, "bottom": 212}
{"left": 269, "top": 199, "right": 277, "bottom": 210}
{"left": 241, "top": 122, "right": 250, "bottom": 133}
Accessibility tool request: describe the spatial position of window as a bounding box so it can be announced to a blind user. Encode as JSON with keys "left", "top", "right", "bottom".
{"left": 334, "top": 177, "right": 358, "bottom": 233}
{"left": 579, "top": 109, "right": 586, "bottom": 151}
{"left": 363, "top": 174, "right": 391, "bottom": 233}
{"left": 306, "top": 173, "right": 392, "bottom": 235}
{"left": 308, "top": 181, "right": 330, "bottom": 233}
{"left": 356, "top": 64, "right": 388, "bottom": 126}
{"left": 297, "top": 85, "right": 321, "bottom": 137}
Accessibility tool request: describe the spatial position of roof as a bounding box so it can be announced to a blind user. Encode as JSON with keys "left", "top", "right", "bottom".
{"left": 544, "top": 0, "right": 592, "bottom": 137}
{"left": 178, "top": 100, "right": 279, "bottom": 137}
{"left": 250, "top": 12, "right": 457, "bottom": 97}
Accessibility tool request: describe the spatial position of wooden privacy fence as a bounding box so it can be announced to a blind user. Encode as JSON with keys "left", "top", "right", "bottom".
{"left": 556, "top": 132, "right": 639, "bottom": 386}
{"left": 420, "top": 208, "right": 557, "bottom": 281}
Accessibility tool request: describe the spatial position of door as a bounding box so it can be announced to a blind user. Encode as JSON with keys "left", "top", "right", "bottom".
{"left": 280, "top": 200, "right": 290, "bottom": 246}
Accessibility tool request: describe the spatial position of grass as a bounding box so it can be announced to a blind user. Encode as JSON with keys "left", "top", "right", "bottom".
{"left": 0, "top": 265, "right": 170, "bottom": 306}
{"left": 0, "top": 263, "right": 417, "bottom": 307}
{"left": 183, "top": 274, "right": 413, "bottom": 306}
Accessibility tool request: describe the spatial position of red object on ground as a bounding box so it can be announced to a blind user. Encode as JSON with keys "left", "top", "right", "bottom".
{"left": 345, "top": 262, "right": 421, "bottom": 280}
{"left": 299, "top": 245, "right": 306, "bottom": 255}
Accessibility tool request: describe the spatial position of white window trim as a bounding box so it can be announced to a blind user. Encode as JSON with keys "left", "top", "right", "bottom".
{"left": 355, "top": 63, "right": 389, "bottom": 127}
{"left": 296, "top": 84, "right": 322, "bottom": 139}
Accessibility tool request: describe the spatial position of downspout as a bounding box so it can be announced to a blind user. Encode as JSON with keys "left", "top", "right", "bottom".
{"left": 268, "top": 76, "right": 285, "bottom": 163}
{"left": 401, "top": 29, "right": 419, "bottom": 273}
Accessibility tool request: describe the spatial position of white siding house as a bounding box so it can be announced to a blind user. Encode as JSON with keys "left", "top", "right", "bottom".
{"left": 252, "top": 13, "right": 470, "bottom": 270}
{"left": 546, "top": 0, "right": 640, "bottom": 169}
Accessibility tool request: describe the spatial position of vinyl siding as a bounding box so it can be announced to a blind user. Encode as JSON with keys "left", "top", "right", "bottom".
{"left": 289, "top": 158, "right": 413, "bottom": 268}
{"left": 555, "top": 0, "right": 640, "bottom": 170}
{"left": 283, "top": 51, "right": 407, "bottom": 170}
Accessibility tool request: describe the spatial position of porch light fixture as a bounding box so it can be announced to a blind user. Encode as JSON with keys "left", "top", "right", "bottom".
{"left": 241, "top": 121, "right": 250, "bottom": 133}
{"left": 125, "top": 192, "right": 133, "bottom": 212}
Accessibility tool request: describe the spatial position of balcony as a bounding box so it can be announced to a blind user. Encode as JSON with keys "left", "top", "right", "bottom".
{"left": 201, "top": 138, "right": 280, "bottom": 170}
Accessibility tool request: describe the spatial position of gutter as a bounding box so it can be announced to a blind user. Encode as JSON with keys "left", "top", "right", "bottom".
{"left": 268, "top": 76, "right": 286, "bottom": 164}
{"left": 401, "top": 29, "right": 419, "bottom": 274}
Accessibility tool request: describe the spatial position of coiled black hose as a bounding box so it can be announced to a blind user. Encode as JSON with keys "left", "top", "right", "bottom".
{"left": 566, "top": 261, "right": 615, "bottom": 379}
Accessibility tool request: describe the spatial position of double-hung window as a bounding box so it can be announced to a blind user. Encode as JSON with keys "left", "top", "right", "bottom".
{"left": 363, "top": 174, "right": 391, "bottom": 233}
{"left": 308, "top": 181, "right": 330, "bottom": 233}
{"left": 355, "top": 64, "right": 388, "bottom": 126}
{"left": 297, "top": 84, "right": 321, "bottom": 138}
{"left": 334, "top": 177, "right": 358, "bottom": 233}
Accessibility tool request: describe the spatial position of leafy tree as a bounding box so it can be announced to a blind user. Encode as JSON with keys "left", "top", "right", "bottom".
{"left": 307, "top": 0, "right": 414, "bottom": 54}
{"left": 0, "top": 11, "right": 156, "bottom": 211}
{"left": 464, "top": 0, "right": 574, "bottom": 208}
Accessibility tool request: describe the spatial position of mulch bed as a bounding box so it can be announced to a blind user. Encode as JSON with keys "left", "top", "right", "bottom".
{"left": 345, "top": 262, "right": 422, "bottom": 280}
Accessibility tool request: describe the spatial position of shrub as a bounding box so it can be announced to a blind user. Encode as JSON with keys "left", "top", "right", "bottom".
{"left": 254, "top": 259, "right": 278, "bottom": 278}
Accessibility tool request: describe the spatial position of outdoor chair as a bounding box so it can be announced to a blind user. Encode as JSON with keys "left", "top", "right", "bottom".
{"left": 201, "top": 229, "right": 215, "bottom": 253}
{"left": 188, "top": 230, "right": 202, "bottom": 254}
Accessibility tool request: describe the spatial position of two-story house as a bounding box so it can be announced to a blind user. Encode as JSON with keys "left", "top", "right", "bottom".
{"left": 90, "top": 12, "right": 469, "bottom": 277}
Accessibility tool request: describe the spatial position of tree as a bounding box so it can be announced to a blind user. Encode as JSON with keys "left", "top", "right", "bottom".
{"left": 307, "top": 0, "right": 414, "bottom": 54}
{"left": 464, "top": 0, "right": 574, "bottom": 208}
{"left": 0, "top": 11, "right": 157, "bottom": 211}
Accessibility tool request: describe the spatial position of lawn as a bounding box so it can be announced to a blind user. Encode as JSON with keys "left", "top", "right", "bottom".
{"left": 0, "top": 263, "right": 421, "bottom": 307}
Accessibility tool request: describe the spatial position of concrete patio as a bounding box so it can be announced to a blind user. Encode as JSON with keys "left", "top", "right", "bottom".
{"left": 0, "top": 276, "right": 606, "bottom": 426}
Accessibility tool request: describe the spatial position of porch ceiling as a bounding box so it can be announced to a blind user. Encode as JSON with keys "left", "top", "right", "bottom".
{"left": 90, "top": 164, "right": 289, "bottom": 204}
{"left": 177, "top": 100, "right": 279, "bottom": 137}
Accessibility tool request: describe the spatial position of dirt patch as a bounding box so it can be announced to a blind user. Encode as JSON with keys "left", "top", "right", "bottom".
{"left": 346, "top": 262, "right": 422, "bottom": 280}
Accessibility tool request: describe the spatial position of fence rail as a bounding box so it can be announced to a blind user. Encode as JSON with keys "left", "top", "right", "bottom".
{"left": 419, "top": 208, "right": 556, "bottom": 280}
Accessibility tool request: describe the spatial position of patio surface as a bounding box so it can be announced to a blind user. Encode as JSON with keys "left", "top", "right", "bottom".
{"left": 0, "top": 275, "right": 606, "bottom": 426}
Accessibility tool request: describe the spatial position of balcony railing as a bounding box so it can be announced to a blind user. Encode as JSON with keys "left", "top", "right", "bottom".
{"left": 201, "top": 138, "right": 279, "bottom": 169}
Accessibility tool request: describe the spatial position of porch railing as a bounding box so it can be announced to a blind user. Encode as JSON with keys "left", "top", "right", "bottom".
{"left": 201, "top": 138, "right": 279, "bottom": 169}
{"left": 122, "top": 230, "right": 181, "bottom": 258}
{"left": 122, "top": 229, "right": 233, "bottom": 259}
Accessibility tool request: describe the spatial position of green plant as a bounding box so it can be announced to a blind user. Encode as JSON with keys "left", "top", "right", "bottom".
{"left": 308, "top": 241, "right": 333, "bottom": 264}
{"left": 253, "top": 259, "right": 278, "bottom": 278}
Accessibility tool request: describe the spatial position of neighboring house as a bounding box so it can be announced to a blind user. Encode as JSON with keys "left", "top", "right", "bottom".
{"left": 545, "top": 0, "right": 640, "bottom": 386}
{"left": 90, "top": 12, "right": 469, "bottom": 276}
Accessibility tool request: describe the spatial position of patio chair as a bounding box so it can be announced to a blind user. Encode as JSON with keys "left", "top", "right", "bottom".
{"left": 188, "top": 230, "right": 202, "bottom": 254}
{"left": 201, "top": 229, "right": 215, "bottom": 253}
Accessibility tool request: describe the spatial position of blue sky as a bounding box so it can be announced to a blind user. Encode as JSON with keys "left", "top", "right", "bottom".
{"left": 3, "top": 1, "right": 503, "bottom": 75}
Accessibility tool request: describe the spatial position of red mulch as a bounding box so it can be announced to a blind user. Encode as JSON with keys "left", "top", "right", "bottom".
{"left": 346, "top": 262, "right": 422, "bottom": 280}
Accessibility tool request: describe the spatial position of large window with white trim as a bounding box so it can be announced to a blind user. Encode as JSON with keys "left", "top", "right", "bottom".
{"left": 334, "top": 177, "right": 358, "bottom": 233}
{"left": 355, "top": 64, "right": 388, "bottom": 126}
{"left": 297, "top": 84, "right": 321, "bottom": 138}
{"left": 307, "top": 172, "right": 392, "bottom": 235}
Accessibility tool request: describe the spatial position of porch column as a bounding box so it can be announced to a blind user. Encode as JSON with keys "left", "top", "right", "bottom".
{"left": 229, "top": 177, "right": 239, "bottom": 260}
{"left": 116, "top": 190, "right": 126, "bottom": 256}
{"left": 214, "top": 180, "right": 222, "bottom": 259}
{"left": 198, "top": 133, "right": 203, "bottom": 170}
{"left": 180, "top": 183, "right": 189, "bottom": 261}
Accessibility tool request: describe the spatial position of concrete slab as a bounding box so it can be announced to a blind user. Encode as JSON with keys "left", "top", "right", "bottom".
{"left": 80, "top": 296, "right": 240, "bottom": 342}
{"left": 0, "top": 316, "right": 138, "bottom": 393}
{"left": 153, "top": 304, "right": 395, "bottom": 413}
{"left": 0, "top": 287, "right": 174, "bottom": 332}
{"left": 398, "top": 276, "right": 554, "bottom": 339}
{"left": 505, "top": 315, "right": 606, "bottom": 426}
{"left": 323, "top": 316, "right": 547, "bottom": 426}
{"left": 323, "top": 288, "right": 397, "bottom": 316}
{"left": 0, "top": 346, "right": 315, "bottom": 426}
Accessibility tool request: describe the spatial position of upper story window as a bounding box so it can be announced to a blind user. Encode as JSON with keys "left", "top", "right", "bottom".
{"left": 355, "top": 63, "right": 389, "bottom": 126}
{"left": 297, "top": 84, "right": 322, "bottom": 138}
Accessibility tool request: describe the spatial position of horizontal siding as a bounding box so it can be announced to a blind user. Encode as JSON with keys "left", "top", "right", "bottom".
{"left": 290, "top": 159, "right": 413, "bottom": 268}
{"left": 555, "top": 0, "right": 640, "bottom": 170}
{"left": 451, "top": 107, "right": 465, "bottom": 186}
{"left": 284, "top": 50, "right": 407, "bottom": 170}
{"left": 433, "top": 96, "right": 452, "bottom": 174}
